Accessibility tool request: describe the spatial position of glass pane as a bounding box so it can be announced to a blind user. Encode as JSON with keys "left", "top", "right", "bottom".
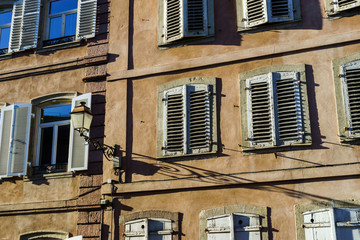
{"left": 39, "top": 127, "right": 53, "bottom": 165}
{"left": 41, "top": 104, "right": 71, "bottom": 123}
{"left": 56, "top": 125, "right": 70, "bottom": 164}
{"left": 0, "top": 10, "right": 12, "bottom": 26}
{"left": 0, "top": 27, "right": 10, "bottom": 49}
{"left": 64, "top": 13, "right": 77, "bottom": 36}
{"left": 49, "top": 17, "right": 62, "bottom": 39}
{"left": 50, "top": 0, "right": 78, "bottom": 15}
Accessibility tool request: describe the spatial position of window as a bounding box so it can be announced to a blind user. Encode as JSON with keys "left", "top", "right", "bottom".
{"left": 157, "top": 77, "right": 217, "bottom": 158}
{"left": 325, "top": 0, "right": 360, "bottom": 15}
{"left": 240, "top": 65, "right": 311, "bottom": 151}
{"left": 158, "top": 0, "right": 215, "bottom": 46}
{"left": 236, "top": 0, "right": 301, "bottom": 31}
{"left": 0, "top": 8, "right": 12, "bottom": 54}
{"left": 200, "top": 205, "right": 268, "bottom": 240}
{"left": 19, "top": 230, "right": 70, "bottom": 240}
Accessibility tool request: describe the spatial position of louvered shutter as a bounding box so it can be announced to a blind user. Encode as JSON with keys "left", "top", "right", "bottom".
{"left": 206, "top": 214, "right": 233, "bottom": 239}
{"left": 148, "top": 218, "right": 173, "bottom": 240}
{"left": 246, "top": 73, "right": 275, "bottom": 148}
{"left": 233, "top": 213, "right": 262, "bottom": 240}
{"left": 334, "top": 208, "right": 360, "bottom": 239}
{"left": 273, "top": 72, "right": 304, "bottom": 145}
{"left": 303, "top": 209, "right": 336, "bottom": 240}
{"left": 68, "top": 93, "right": 91, "bottom": 171}
{"left": 243, "top": 0, "right": 269, "bottom": 28}
{"left": 165, "top": 0, "right": 184, "bottom": 42}
{"left": 163, "top": 86, "right": 185, "bottom": 156}
{"left": 124, "top": 219, "right": 148, "bottom": 240}
{"left": 184, "top": 0, "right": 208, "bottom": 37}
{"left": 186, "top": 84, "right": 212, "bottom": 154}
{"left": 341, "top": 60, "right": 360, "bottom": 139}
{"left": 8, "top": 1, "right": 23, "bottom": 52}
{"left": 333, "top": 0, "right": 360, "bottom": 12}
{"left": 20, "top": 0, "right": 40, "bottom": 49}
{"left": 76, "top": 0, "right": 97, "bottom": 40}
{"left": 268, "top": 0, "right": 294, "bottom": 22}
{"left": 0, "top": 106, "right": 13, "bottom": 178}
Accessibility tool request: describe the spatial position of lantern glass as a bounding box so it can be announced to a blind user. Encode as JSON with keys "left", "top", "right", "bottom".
{"left": 70, "top": 104, "right": 93, "bottom": 131}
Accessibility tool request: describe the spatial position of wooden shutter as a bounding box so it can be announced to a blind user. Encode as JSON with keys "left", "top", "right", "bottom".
{"left": 333, "top": 0, "right": 360, "bottom": 12}
{"left": 20, "top": 0, "right": 40, "bottom": 49}
{"left": 184, "top": 0, "right": 208, "bottom": 37}
{"left": 303, "top": 209, "right": 336, "bottom": 240}
{"left": 206, "top": 214, "right": 233, "bottom": 239}
{"left": 76, "top": 0, "right": 97, "bottom": 40}
{"left": 0, "top": 106, "right": 13, "bottom": 178}
{"left": 8, "top": 1, "right": 23, "bottom": 52}
{"left": 124, "top": 219, "right": 148, "bottom": 240}
{"left": 65, "top": 236, "right": 83, "bottom": 240}
{"left": 243, "top": 0, "right": 268, "bottom": 28}
{"left": 341, "top": 60, "right": 360, "bottom": 139}
{"left": 233, "top": 213, "right": 262, "bottom": 240}
{"left": 267, "top": 0, "right": 294, "bottom": 22}
{"left": 148, "top": 218, "right": 173, "bottom": 240}
{"left": 68, "top": 93, "right": 92, "bottom": 171}
{"left": 165, "top": 0, "right": 184, "bottom": 42}
{"left": 246, "top": 73, "right": 275, "bottom": 148}
{"left": 334, "top": 208, "right": 360, "bottom": 239}
{"left": 273, "top": 72, "right": 303, "bottom": 145}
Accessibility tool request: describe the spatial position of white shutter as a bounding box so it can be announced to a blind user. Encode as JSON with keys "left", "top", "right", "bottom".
{"left": 9, "top": 1, "right": 23, "bottom": 52}
{"left": 303, "top": 209, "right": 336, "bottom": 240}
{"left": 0, "top": 106, "right": 13, "bottom": 178}
{"left": 341, "top": 60, "right": 360, "bottom": 139}
{"left": 65, "top": 236, "right": 83, "bottom": 240}
{"left": 186, "top": 84, "right": 212, "bottom": 154}
{"left": 233, "top": 213, "right": 262, "bottom": 240}
{"left": 165, "top": 0, "right": 184, "bottom": 42}
{"left": 125, "top": 219, "right": 148, "bottom": 240}
{"left": 267, "top": 0, "right": 294, "bottom": 23}
{"left": 334, "top": 208, "right": 360, "bottom": 239}
{"left": 273, "top": 72, "right": 303, "bottom": 146}
{"left": 20, "top": 0, "right": 40, "bottom": 49}
{"left": 206, "top": 214, "right": 233, "bottom": 240}
{"left": 184, "top": 0, "right": 208, "bottom": 37}
{"left": 333, "top": 0, "right": 360, "bottom": 12}
{"left": 76, "top": 0, "right": 97, "bottom": 40}
{"left": 246, "top": 73, "right": 275, "bottom": 148}
{"left": 148, "top": 218, "right": 173, "bottom": 240}
{"left": 243, "top": 0, "right": 268, "bottom": 28}
{"left": 68, "top": 93, "right": 91, "bottom": 171}
{"left": 163, "top": 86, "right": 186, "bottom": 156}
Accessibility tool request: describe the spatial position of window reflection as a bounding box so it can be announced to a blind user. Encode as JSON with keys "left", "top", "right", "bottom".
{"left": 0, "top": 9, "right": 12, "bottom": 51}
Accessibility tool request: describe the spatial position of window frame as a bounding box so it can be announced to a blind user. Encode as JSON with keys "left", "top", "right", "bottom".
{"left": 0, "top": 8, "right": 12, "bottom": 54}
{"left": 240, "top": 65, "right": 311, "bottom": 151}
{"left": 157, "top": 77, "right": 217, "bottom": 158}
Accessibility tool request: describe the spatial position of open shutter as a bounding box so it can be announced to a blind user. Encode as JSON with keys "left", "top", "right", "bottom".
{"left": 206, "top": 214, "right": 233, "bottom": 239}
{"left": 68, "top": 93, "right": 91, "bottom": 171}
{"left": 267, "top": 0, "right": 294, "bottom": 22}
{"left": 186, "top": 84, "right": 212, "bottom": 154}
{"left": 333, "top": 0, "right": 360, "bottom": 12}
{"left": 233, "top": 213, "right": 262, "bottom": 240}
{"left": 243, "top": 0, "right": 268, "bottom": 28}
{"left": 165, "top": 0, "right": 184, "bottom": 42}
{"left": 9, "top": 1, "right": 23, "bottom": 52}
{"left": 341, "top": 60, "right": 360, "bottom": 139}
{"left": 184, "top": 0, "right": 208, "bottom": 37}
{"left": 273, "top": 72, "right": 304, "bottom": 146}
{"left": 0, "top": 106, "right": 13, "bottom": 178}
{"left": 334, "top": 208, "right": 360, "bottom": 239}
{"left": 124, "top": 219, "right": 148, "bottom": 240}
{"left": 20, "top": 0, "right": 40, "bottom": 49}
{"left": 148, "top": 218, "right": 173, "bottom": 240}
{"left": 163, "top": 86, "right": 186, "bottom": 156}
{"left": 246, "top": 73, "right": 275, "bottom": 148}
{"left": 303, "top": 209, "right": 336, "bottom": 240}
{"left": 76, "top": 0, "right": 97, "bottom": 40}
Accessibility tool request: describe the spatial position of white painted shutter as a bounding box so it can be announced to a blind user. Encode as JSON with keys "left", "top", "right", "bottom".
{"left": 303, "top": 209, "right": 336, "bottom": 240}
{"left": 341, "top": 60, "right": 360, "bottom": 139}
{"left": 165, "top": 0, "right": 184, "bottom": 42}
{"left": 0, "top": 106, "right": 13, "bottom": 178}
{"left": 76, "top": 0, "right": 97, "bottom": 40}
{"left": 246, "top": 73, "right": 275, "bottom": 148}
{"left": 184, "top": 0, "right": 208, "bottom": 37}
{"left": 243, "top": 0, "right": 268, "bottom": 28}
{"left": 334, "top": 208, "right": 360, "bottom": 239}
{"left": 273, "top": 72, "right": 304, "bottom": 145}
{"left": 333, "top": 0, "right": 360, "bottom": 12}
{"left": 233, "top": 213, "right": 262, "bottom": 240}
{"left": 267, "top": 0, "right": 294, "bottom": 23}
{"left": 65, "top": 236, "right": 83, "bottom": 240}
{"left": 124, "top": 219, "right": 148, "bottom": 240}
{"left": 148, "top": 218, "right": 173, "bottom": 240}
{"left": 163, "top": 86, "right": 186, "bottom": 156}
{"left": 20, "top": 0, "right": 40, "bottom": 49}
{"left": 206, "top": 214, "right": 233, "bottom": 240}
{"left": 186, "top": 84, "right": 212, "bottom": 154}
{"left": 9, "top": 1, "right": 24, "bottom": 52}
{"left": 68, "top": 93, "right": 91, "bottom": 171}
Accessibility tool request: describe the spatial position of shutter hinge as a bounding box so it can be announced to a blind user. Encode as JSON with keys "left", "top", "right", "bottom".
{"left": 297, "top": 80, "right": 301, "bottom": 85}
{"left": 208, "top": 91, "right": 212, "bottom": 96}
{"left": 245, "top": 87, "right": 251, "bottom": 91}
{"left": 242, "top": 18, "right": 247, "bottom": 22}
{"left": 344, "top": 127, "right": 350, "bottom": 131}
{"left": 338, "top": 74, "right": 345, "bottom": 78}
{"left": 162, "top": 98, "right": 167, "bottom": 102}
{"left": 161, "top": 146, "right": 167, "bottom": 150}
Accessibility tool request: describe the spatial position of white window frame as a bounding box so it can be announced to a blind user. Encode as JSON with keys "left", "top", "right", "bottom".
{"left": 0, "top": 8, "right": 12, "bottom": 52}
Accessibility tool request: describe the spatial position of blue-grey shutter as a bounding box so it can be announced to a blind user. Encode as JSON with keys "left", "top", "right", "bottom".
{"left": 242, "top": 0, "right": 269, "bottom": 27}
{"left": 233, "top": 213, "right": 262, "bottom": 240}
{"left": 124, "top": 219, "right": 148, "bottom": 240}
{"left": 8, "top": 1, "right": 23, "bottom": 52}
{"left": 334, "top": 208, "right": 360, "bottom": 239}
{"left": 68, "top": 93, "right": 91, "bottom": 171}
{"left": 267, "top": 0, "right": 294, "bottom": 22}
{"left": 148, "top": 218, "right": 173, "bottom": 240}
{"left": 206, "top": 214, "right": 233, "bottom": 239}
{"left": 184, "top": 0, "right": 208, "bottom": 37}
{"left": 333, "top": 0, "right": 360, "bottom": 12}
{"left": 76, "top": 0, "right": 97, "bottom": 40}
{"left": 303, "top": 209, "right": 336, "bottom": 240}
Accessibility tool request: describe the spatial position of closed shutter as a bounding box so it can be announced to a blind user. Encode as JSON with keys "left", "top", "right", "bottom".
{"left": 65, "top": 236, "right": 83, "bottom": 240}
{"left": 303, "top": 209, "right": 336, "bottom": 240}
{"left": 165, "top": 0, "right": 184, "bottom": 42}
{"left": 9, "top": 1, "right": 23, "bottom": 52}
{"left": 163, "top": 86, "right": 186, "bottom": 156}
{"left": 334, "top": 208, "right": 360, "bottom": 239}
{"left": 148, "top": 218, "right": 173, "bottom": 240}
{"left": 341, "top": 60, "right": 360, "bottom": 139}
{"left": 124, "top": 219, "right": 148, "bottom": 240}
{"left": 206, "top": 214, "right": 233, "bottom": 239}
{"left": 184, "top": 0, "right": 208, "bottom": 37}
{"left": 68, "top": 93, "right": 91, "bottom": 171}
{"left": 267, "top": 0, "right": 294, "bottom": 22}
{"left": 243, "top": 0, "right": 268, "bottom": 27}
{"left": 246, "top": 73, "right": 275, "bottom": 148}
{"left": 20, "top": 0, "right": 40, "bottom": 49}
{"left": 76, "top": 0, "right": 97, "bottom": 40}
{"left": 233, "top": 213, "right": 262, "bottom": 240}
{"left": 273, "top": 72, "right": 303, "bottom": 145}
{"left": 333, "top": 0, "right": 360, "bottom": 12}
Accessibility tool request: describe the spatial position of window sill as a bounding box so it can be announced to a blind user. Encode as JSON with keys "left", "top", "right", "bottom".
{"left": 158, "top": 36, "right": 215, "bottom": 50}
{"left": 24, "top": 171, "right": 74, "bottom": 182}
{"left": 36, "top": 39, "right": 84, "bottom": 54}
{"left": 326, "top": 7, "right": 360, "bottom": 18}
{"left": 241, "top": 142, "right": 312, "bottom": 154}
{"left": 237, "top": 20, "right": 301, "bottom": 34}
{"left": 157, "top": 151, "right": 218, "bottom": 161}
